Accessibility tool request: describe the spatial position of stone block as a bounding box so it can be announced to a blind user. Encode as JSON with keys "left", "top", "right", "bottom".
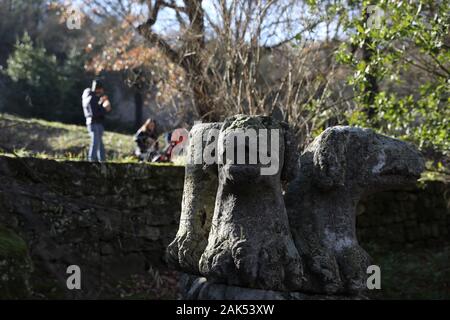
{"left": 138, "top": 226, "right": 161, "bottom": 241}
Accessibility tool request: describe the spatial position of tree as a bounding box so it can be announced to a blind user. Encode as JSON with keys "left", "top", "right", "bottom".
{"left": 5, "top": 32, "right": 61, "bottom": 119}
{"left": 82, "top": 0, "right": 448, "bottom": 154}
{"left": 0, "top": 0, "right": 46, "bottom": 65}
{"left": 4, "top": 32, "right": 90, "bottom": 123}
{"left": 337, "top": 0, "right": 449, "bottom": 156}
{"left": 81, "top": 1, "right": 325, "bottom": 122}
{"left": 81, "top": 0, "right": 349, "bottom": 148}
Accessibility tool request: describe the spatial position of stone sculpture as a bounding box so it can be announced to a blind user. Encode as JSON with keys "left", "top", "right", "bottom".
{"left": 168, "top": 118, "right": 425, "bottom": 299}
{"left": 166, "top": 122, "right": 222, "bottom": 274}
{"left": 198, "top": 115, "right": 302, "bottom": 291}
{"left": 285, "top": 126, "right": 425, "bottom": 294}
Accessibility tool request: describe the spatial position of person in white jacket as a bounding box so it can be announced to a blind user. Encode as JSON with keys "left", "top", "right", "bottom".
{"left": 82, "top": 79, "right": 112, "bottom": 162}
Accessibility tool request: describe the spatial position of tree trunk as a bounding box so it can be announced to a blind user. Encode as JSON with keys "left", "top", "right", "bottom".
{"left": 137, "top": 0, "right": 219, "bottom": 122}
{"left": 361, "top": 10, "right": 379, "bottom": 119}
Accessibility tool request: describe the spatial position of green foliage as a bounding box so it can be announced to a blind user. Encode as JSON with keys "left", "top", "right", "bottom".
{"left": 5, "top": 33, "right": 58, "bottom": 87}
{"left": 3, "top": 33, "right": 89, "bottom": 124}
{"left": 336, "top": 0, "right": 449, "bottom": 155}
{"left": 4, "top": 32, "right": 60, "bottom": 119}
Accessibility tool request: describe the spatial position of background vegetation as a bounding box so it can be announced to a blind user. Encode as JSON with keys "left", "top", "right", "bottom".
{"left": 0, "top": 0, "right": 448, "bottom": 164}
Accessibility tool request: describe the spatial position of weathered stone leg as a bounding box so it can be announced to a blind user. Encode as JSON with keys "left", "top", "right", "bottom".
{"left": 296, "top": 234, "right": 342, "bottom": 294}
{"left": 166, "top": 123, "right": 222, "bottom": 275}
{"left": 198, "top": 115, "right": 303, "bottom": 291}
{"left": 337, "top": 244, "right": 372, "bottom": 293}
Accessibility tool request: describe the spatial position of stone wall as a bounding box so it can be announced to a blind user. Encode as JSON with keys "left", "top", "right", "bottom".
{"left": 0, "top": 155, "right": 448, "bottom": 298}
{"left": 0, "top": 156, "right": 184, "bottom": 298}
{"left": 358, "top": 181, "right": 450, "bottom": 247}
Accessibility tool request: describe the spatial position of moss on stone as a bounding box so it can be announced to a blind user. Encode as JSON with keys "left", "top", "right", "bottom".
{"left": 0, "top": 225, "right": 33, "bottom": 299}
{"left": 0, "top": 226, "right": 28, "bottom": 258}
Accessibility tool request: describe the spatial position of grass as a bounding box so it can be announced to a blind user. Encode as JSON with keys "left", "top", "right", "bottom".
{"left": 0, "top": 113, "right": 137, "bottom": 161}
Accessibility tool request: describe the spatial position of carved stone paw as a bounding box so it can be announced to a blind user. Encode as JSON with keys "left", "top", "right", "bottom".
{"left": 336, "top": 244, "right": 372, "bottom": 293}
{"left": 199, "top": 228, "right": 303, "bottom": 291}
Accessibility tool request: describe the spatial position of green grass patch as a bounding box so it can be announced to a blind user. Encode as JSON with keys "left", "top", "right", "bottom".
{"left": 0, "top": 113, "right": 136, "bottom": 161}
{"left": 0, "top": 113, "right": 186, "bottom": 166}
